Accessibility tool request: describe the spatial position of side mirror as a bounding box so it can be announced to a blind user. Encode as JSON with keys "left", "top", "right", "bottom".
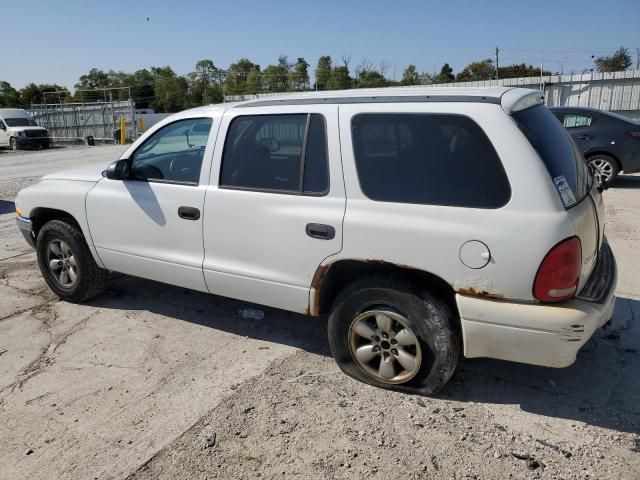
{"left": 0, "top": 123, "right": 6, "bottom": 131}
{"left": 104, "top": 159, "right": 130, "bottom": 180}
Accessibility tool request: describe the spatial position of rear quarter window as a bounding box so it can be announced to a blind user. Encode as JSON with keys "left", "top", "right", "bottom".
{"left": 351, "top": 113, "right": 511, "bottom": 208}
{"left": 513, "top": 105, "right": 590, "bottom": 207}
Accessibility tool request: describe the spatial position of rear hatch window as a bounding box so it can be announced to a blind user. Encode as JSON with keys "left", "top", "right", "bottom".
{"left": 513, "top": 104, "right": 591, "bottom": 208}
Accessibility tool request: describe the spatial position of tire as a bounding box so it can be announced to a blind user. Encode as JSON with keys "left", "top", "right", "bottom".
{"left": 9, "top": 137, "right": 18, "bottom": 151}
{"left": 588, "top": 154, "right": 619, "bottom": 188}
{"left": 36, "top": 219, "right": 108, "bottom": 302}
{"left": 328, "top": 277, "right": 460, "bottom": 395}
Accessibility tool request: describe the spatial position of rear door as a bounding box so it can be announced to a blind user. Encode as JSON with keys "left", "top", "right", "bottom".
{"left": 202, "top": 105, "right": 345, "bottom": 313}
{"left": 513, "top": 105, "right": 599, "bottom": 289}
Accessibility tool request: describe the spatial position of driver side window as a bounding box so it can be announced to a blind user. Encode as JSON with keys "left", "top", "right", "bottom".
{"left": 130, "top": 118, "right": 212, "bottom": 185}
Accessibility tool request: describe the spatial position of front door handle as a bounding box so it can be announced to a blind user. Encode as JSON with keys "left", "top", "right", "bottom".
{"left": 306, "top": 223, "right": 335, "bottom": 240}
{"left": 577, "top": 134, "right": 593, "bottom": 140}
{"left": 178, "top": 206, "right": 200, "bottom": 220}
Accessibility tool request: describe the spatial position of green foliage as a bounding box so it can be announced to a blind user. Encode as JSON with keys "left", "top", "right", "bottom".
{"left": 433, "top": 63, "right": 455, "bottom": 84}
{"left": 400, "top": 64, "right": 421, "bottom": 86}
{"left": 456, "top": 59, "right": 495, "bottom": 81}
{"left": 224, "top": 58, "right": 260, "bottom": 96}
{"left": 328, "top": 66, "right": 352, "bottom": 90}
{"left": 498, "top": 63, "right": 552, "bottom": 79}
{"left": 0, "top": 81, "right": 21, "bottom": 107}
{"left": 151, "top": 66, "right": 188, "bottom": 113}
{"left": 263, "top": 56, "right": 291, "bottom": 93}
{"left": 315, "top": 56, "right": 333, "bottom": 90}
{"left": 594, "top": 47, "right": 633, "bottom": 72}
{"left": 289, "top": 58, "right": 310, "bottom": 91}
{"left": 356, "top": 70, "right": 389, "bottom": 88}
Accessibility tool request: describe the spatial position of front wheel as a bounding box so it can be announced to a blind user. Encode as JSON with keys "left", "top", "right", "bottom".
{"left": 328, "top": 277, "right": 460, "bottom": 395}
{"left": 9, "top": 137, "right": 18, "bottom": 151}
{"left": 588, "top": 155, "right": 619, "bottom": 188}
{"left": 36, "top": 219, "right": 108, "bottom": 302}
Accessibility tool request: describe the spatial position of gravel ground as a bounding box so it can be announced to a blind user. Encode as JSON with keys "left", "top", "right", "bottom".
{"left": 0, "top": 147, "right": 639, "bottom": 480}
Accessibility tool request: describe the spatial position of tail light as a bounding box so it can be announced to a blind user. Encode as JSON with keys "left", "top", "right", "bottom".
{"left": 628, "top": 131, "right": 640, "bottom": 140}
{"left": 533, "top": 237, "right": 582, "bottom": 303}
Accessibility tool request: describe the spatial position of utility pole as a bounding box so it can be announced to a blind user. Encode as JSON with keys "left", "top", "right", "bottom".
{"left": 495, "top": 47, "right": 500, "bottom": 80}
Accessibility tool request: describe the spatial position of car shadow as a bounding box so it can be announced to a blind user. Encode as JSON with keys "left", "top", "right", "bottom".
{"left": 0, "top": 199, "right": 16, "bottom": 214}
{"left": 611, "top": 175, "right": 640, "bottom": 189}
{"left": 89, "top": 274, "right": 330, "bottom": 356}
{"left": 90, "top": 275, "right": 640, "bottom": 435}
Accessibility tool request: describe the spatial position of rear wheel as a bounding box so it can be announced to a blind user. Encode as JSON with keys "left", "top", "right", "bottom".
{"left": 588, "top": 154, "right": 619, "bottom": 187}
{"left": 36, "top": 219, "right": 108, "bottom": 302}
{"left": 328, "top": 277, "right": 460, "bottom": 395}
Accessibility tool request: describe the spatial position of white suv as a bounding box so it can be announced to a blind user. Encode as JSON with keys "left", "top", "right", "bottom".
{"left": 15, "top": 87, "right": 617, "bottom": 394}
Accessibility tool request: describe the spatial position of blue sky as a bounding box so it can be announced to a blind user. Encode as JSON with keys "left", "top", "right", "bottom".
{"left": 4, "top": 0, "right": 639, "bottom": 89}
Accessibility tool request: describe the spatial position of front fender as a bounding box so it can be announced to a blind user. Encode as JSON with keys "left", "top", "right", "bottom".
{"left": 16, "top": 180, "right": 105, "bottom": 268}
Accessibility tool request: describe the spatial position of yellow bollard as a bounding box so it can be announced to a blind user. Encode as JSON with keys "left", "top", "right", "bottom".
{"left": 139, "top": 116, "right": 145, "bottom": 133}
{"left": 120, "top": 116, "right": 126, "bottom": 145}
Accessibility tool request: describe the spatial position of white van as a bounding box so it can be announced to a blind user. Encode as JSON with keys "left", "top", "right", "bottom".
{"left": 0, "top": 108, "right": 50, "bottom": 150}
{"left": 15, "top": 87, "right": 617, "bottom": 394}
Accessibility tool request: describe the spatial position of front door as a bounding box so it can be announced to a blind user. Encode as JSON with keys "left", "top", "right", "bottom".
{"left": 86, "top": 116, "right": 215, "bottom": 292}
{"left": 202, "top": 106, "right": 345, "bottom": 313}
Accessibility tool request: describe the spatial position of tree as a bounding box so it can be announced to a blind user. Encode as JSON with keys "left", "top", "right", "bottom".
{"left": 456, "top": 59, "right": 495, "bottom": 81}
{"left": 224, "top": 58, "right": 260, "bottom": 96}
{"left": 594, "top": 47, "right": 632, "bottom": 72}
{"left": 19, "top": 83, "right": 69, "bottom": 106}
{"left": 433, "top": 63, "right": 455, "bottom": 83}
{"left": 189, "top": 59, "right": 221, "bottom": 105}
{"left": 315, "top": 56, "right": 332, "bottom": 90}
{"left": 151, "top": 66, "right": 187, "bottom": 112}
{"left": 75, "top": 68, "right": 111, "bottom": 90}
{"left": 245, "top": 69, "right": 263, "bottom": 94}
{"left": 289, "top": 57, "right": 310, "bottom": 91}
{"left": 400, "top": 64, "right": 420, "bottom": 86}
{"left": 263, "top": 55, "right": 290, "bottom": 93}
{"left": 498, "top": 63, "right": 552, "bottom": 79}
{"left": 328, "top": 66, "right": 352, "bottom": 90}
{"left": 0, "top": 81, "right": 20, "bottom": 107}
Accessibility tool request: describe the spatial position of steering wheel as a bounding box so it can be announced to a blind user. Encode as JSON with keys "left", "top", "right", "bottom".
{"left": 169, "top": 155, "right": 192, "bottom": 178}
{"left": 133, "top": 163, "right": 163, "bottom": 180}
{"left": 257, "top": 137, "right": 280, "bottom": 153}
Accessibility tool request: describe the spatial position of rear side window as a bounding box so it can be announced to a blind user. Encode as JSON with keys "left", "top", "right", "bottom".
{"left": 563, "top": 114, "right": 592, "bottom": 128}
{"left": 220, "top": 113, "right": 329, "bottom": 194}
{"left": 513, "top": 105, "right": 590, "bottom": 208}
{"left": 351, "top": 113, "right": 510, "bottom": 208}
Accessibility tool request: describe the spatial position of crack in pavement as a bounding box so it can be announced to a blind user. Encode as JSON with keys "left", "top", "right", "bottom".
{"left": 0, "top": 306, "right": 101, "bottom": 400}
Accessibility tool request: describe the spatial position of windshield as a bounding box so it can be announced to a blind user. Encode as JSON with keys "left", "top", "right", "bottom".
{"left": 513, "top": 104, "right": 591, "bottom": 208}
{"left": 4, "top": 117, "right": 38, "bottom": 127}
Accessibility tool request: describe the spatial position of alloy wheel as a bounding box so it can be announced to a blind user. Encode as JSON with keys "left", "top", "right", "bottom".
{"left": 589, "top": 157, "right": 614, "bottom": 185}
{"left": 46, "top": 239, "right": 77, "bottom": 288}
{"left": 348, "top": 308, "right": 422, "bottom": 384}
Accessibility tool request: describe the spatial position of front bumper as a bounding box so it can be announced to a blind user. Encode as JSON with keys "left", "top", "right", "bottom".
{"left": 457, "top": 244, "right": 617, "bottom": 368}
{"left": 16, "top": 137, "right": 50, "bottom": 148}
{"left": 16, "top": 216, "right": 36, "bottom": 248}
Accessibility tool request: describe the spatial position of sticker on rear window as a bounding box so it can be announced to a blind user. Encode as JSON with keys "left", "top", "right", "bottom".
{"left": 553, "top": 175, "right": 576, "bottom": 207}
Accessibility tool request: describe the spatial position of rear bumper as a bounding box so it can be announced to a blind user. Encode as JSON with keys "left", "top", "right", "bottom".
{"left": 16, "top": 216, "right": 36, "bottom": 248}
{"left": 457, "top": 248, "right": 617, "bottom": 368}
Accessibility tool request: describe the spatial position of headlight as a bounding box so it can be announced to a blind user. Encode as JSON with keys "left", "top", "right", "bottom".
{"left": 16, "top": 131, "right": 25, "bottom": 137}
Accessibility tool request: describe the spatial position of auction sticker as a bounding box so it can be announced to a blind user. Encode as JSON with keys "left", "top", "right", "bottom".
{"left": 553, "top": 175, "right": 576, "bottom": 207}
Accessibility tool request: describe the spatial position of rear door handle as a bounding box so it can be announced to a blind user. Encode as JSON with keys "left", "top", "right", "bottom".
{"left": 178, "top": 206, "right": 200, "bottom": 220}
{"left": 306, "top": 223, "right": 335, "bottom": 240}
{"left": 577, "top": 134, "right": 593, "bottom": 140}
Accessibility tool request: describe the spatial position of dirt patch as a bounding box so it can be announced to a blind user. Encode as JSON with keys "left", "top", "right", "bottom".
{"left": 129, "top": 351, "right": 640, "bottom": 480}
